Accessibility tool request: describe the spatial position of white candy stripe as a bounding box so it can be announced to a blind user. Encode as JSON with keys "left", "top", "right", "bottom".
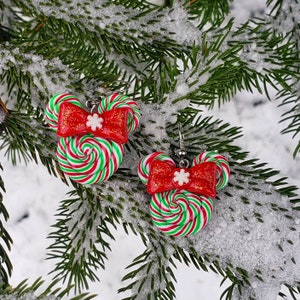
{"left": 45, "top": 93, "right": 83, "bottom": 130}
{"left": 192, "top": 151, "right": 230, "bottom": 191}
{"left": 97, "top": 93, "right": 140, "bottom": 133}
{"left": 56, "top": 136, "right": 124, "bottom": 185}
{"left": 46, "top": 92, "right": 140, "bottom": 184}
{"left": 137, "top": 152, "right": 175, "bottom": 185}
{"left": 150, "top": 190, "right": 213, "bottom": 236}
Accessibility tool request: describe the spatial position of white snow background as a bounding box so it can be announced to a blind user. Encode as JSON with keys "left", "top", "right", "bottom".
{"left": 1, "top": 0, "right": 300, "bottom": 299}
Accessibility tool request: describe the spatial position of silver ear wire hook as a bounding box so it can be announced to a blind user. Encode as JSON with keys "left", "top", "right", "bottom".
{"left": 85, "top": 80, "right": 131, "bottom": 113}
{"left": 85, "top": 99, "right": 98, "bottom": 113}
{"left": 176, "top": 124, "right": 190, "bottom": 168}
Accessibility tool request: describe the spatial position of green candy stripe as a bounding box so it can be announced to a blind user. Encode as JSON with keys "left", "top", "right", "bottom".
{"left": 56, "top": 135, "right": 124, "bottom": 185}
{"left": 97, "top": 93, "right": 141, "bottom": 133}
{"left": 193, "top": 151, "right": 230, "bottom": 190}
{"left": 45, "top": 93, "right": 140, "bottom": 185}
{"left": 150, "top": 190, "right": 214, "bottom": 236}
{"left": 45, "top": 93, "right": 83, "bottom": 131}
{"left": 45, "top": 93, "right": 141, "bottom": 135}
{"left": 137, "top": 152, "right": 175, "bottom": 185}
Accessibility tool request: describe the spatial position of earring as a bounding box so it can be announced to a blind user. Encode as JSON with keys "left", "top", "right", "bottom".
{"left": 137, "top": 127, "right": 230, "bottom": 237}
{"left": 45, "top": 93, "right": 140, "bottom": 184}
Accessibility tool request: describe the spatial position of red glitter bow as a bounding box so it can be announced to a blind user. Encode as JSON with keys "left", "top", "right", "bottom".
{"left": 57, "top": 102, "right": 129, "bottom": 144}
{"left": 147, "top": 160, "right": 217, "bottom": 197}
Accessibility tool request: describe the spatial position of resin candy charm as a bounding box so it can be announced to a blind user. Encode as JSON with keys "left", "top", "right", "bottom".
{"left": 45, "top": 93, "right": 140, "bottom": 184}
{"left": 138, "top": 151, "right": 230, "bottom": 236}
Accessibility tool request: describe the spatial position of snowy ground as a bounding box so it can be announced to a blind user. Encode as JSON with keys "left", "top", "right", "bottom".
{"left": 1, "top": 0, "right": 300, "bottom": 299}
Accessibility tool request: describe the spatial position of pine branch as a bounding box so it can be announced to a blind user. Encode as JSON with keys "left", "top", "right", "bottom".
{"left": 2, "top": 89, "right": 299, "bottom": 298}
{"left": 277, "top": 88, "right": 300, "bottom": 158}
{"left": 0, "top": 1, "right": 299, "bottom": 299}
{"left": 0, "top": 163, "right": 13, "bottom": 289}
{"left": 47, "top": 188, "right": 118, "bottom": 292}
{"left": 267, "top": 0, "right": 300, "bottom": 32}
{"left": 119, "top": 245, "right": 176, "bottom": 300}
{"left": 0, "top": 277, "right": 97, "bottom": 299}
{"left": 1, "top": 97, "right": 299, "bottom": 298}
{"left": 5, "top": 1, "right": 300, "bottom": 117}
{"left": 0, "top": 43, "right": 83, "bottom": 109}
{"left": 185, "top": 0, "right": 233, "bottom": 29}
{"left": 0, "top": 109, "right": 60, "bottom": 180}
{"left": 19, "top": 17, "right": 137, "bottom": 96}
{"left": 0, "top": 25, "right": 15, "bottom": 42}
{"left": 43, "top": 114, "right": 300, "bottom": 298}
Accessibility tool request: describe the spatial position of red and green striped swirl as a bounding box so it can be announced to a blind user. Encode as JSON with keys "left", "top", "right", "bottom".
{"left": 57, "top": 135, "right": 123, "bottom": 184}
{"left": 45, "top": 92, "right": 140, "bottom": 185}
{"left": 192, "top": 151, "right": 230, "bottom": 190}
{"left": 137, "top": 151, "right": 175, "bottom": 184}
{"left": 97, "top": 93, "right": 141, "bottom": 133}
{"left": 45, "top": 93, "right": 83, "bottom": 131}
{"left": 138, "top": 150, "right": 230, "bottom": 236}
{"left": 150, "top": 190, "right": 213, "bottom": 236}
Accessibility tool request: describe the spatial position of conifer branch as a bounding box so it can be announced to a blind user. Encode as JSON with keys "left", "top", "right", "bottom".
{"left": 0, "top": 44, "right": 82, "bottom": 109}
{"left": 0, "top": 1, "right": 300, "bottom": 299}
{"left": 43, "top": 115, "right": 300, "bottom": 298}
{"left": 277, "top": 88, "right": 300, "bottom": 158}
{"left": 0, "top": 163, "right": 13, "bottom": 289}
{"left": 0, "top": 109, "right": 58, "bottom": 178}
{"left": 185, "top": 0, "right": 233, "bottom": 29}
{"left": 47, "top": 189, "right": 115, "bottom": 292}
{"left": 4, "top": 1, "right": 300, "bottom": 137}
{"left": 119, "top": 245, "right": 176, "bottom": 300}
{"left": 0, "top": 277, "right": 97, "bottom": 299}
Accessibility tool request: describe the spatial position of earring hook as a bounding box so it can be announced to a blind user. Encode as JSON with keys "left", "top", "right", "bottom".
{"left": 85, "top": 99, "right": 98, "bottom": 113}
{"left": 84, "top": 80, "right": 132, "bottom": 113}
{"left": 176, "top": 124, "right": 190, "bottom": 168}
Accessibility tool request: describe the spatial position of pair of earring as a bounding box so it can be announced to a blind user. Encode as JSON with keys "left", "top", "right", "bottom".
{"left": 45, "top": 93, "right": 230, "bottom": 237}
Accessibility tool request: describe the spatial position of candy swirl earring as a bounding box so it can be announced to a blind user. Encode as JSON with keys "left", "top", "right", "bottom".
{"left": 45, "top": 93, "right": 140, "bottom": 184}
{"left": 137, "top": 129, "right": 230, "bottom": 237}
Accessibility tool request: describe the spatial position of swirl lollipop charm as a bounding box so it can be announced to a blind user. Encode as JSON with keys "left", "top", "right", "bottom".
{"left": 45, "top": 93, "right": 140, "bottom": 184}
{"left": 138, "top": 149, "right": 230, "bottom": 237}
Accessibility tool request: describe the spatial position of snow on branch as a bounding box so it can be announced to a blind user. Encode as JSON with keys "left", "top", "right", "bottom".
{"left": 9, "top": 0, "right": 297, "bottom": 116}
{"left": 47, "top": 193, "right": 112, "bottom": 291}
{"left": 92, "top": 118, "right": 300, "bottom": 299}
{"left": 0, "top": 44, "right": 78, "bottom": 105}
{"left": 268, "top": 0, "right": 300, "bottom": 35}
{"left": 27, "top": 1, "right": 201, "bottom": 46}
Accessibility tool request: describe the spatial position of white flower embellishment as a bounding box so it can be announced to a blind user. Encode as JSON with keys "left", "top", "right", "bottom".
{"left": 86, "top": 113, "right": 104, "bottom": 131}
{"left": 173, "top": 169, "right": 190, "bottom": 186}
